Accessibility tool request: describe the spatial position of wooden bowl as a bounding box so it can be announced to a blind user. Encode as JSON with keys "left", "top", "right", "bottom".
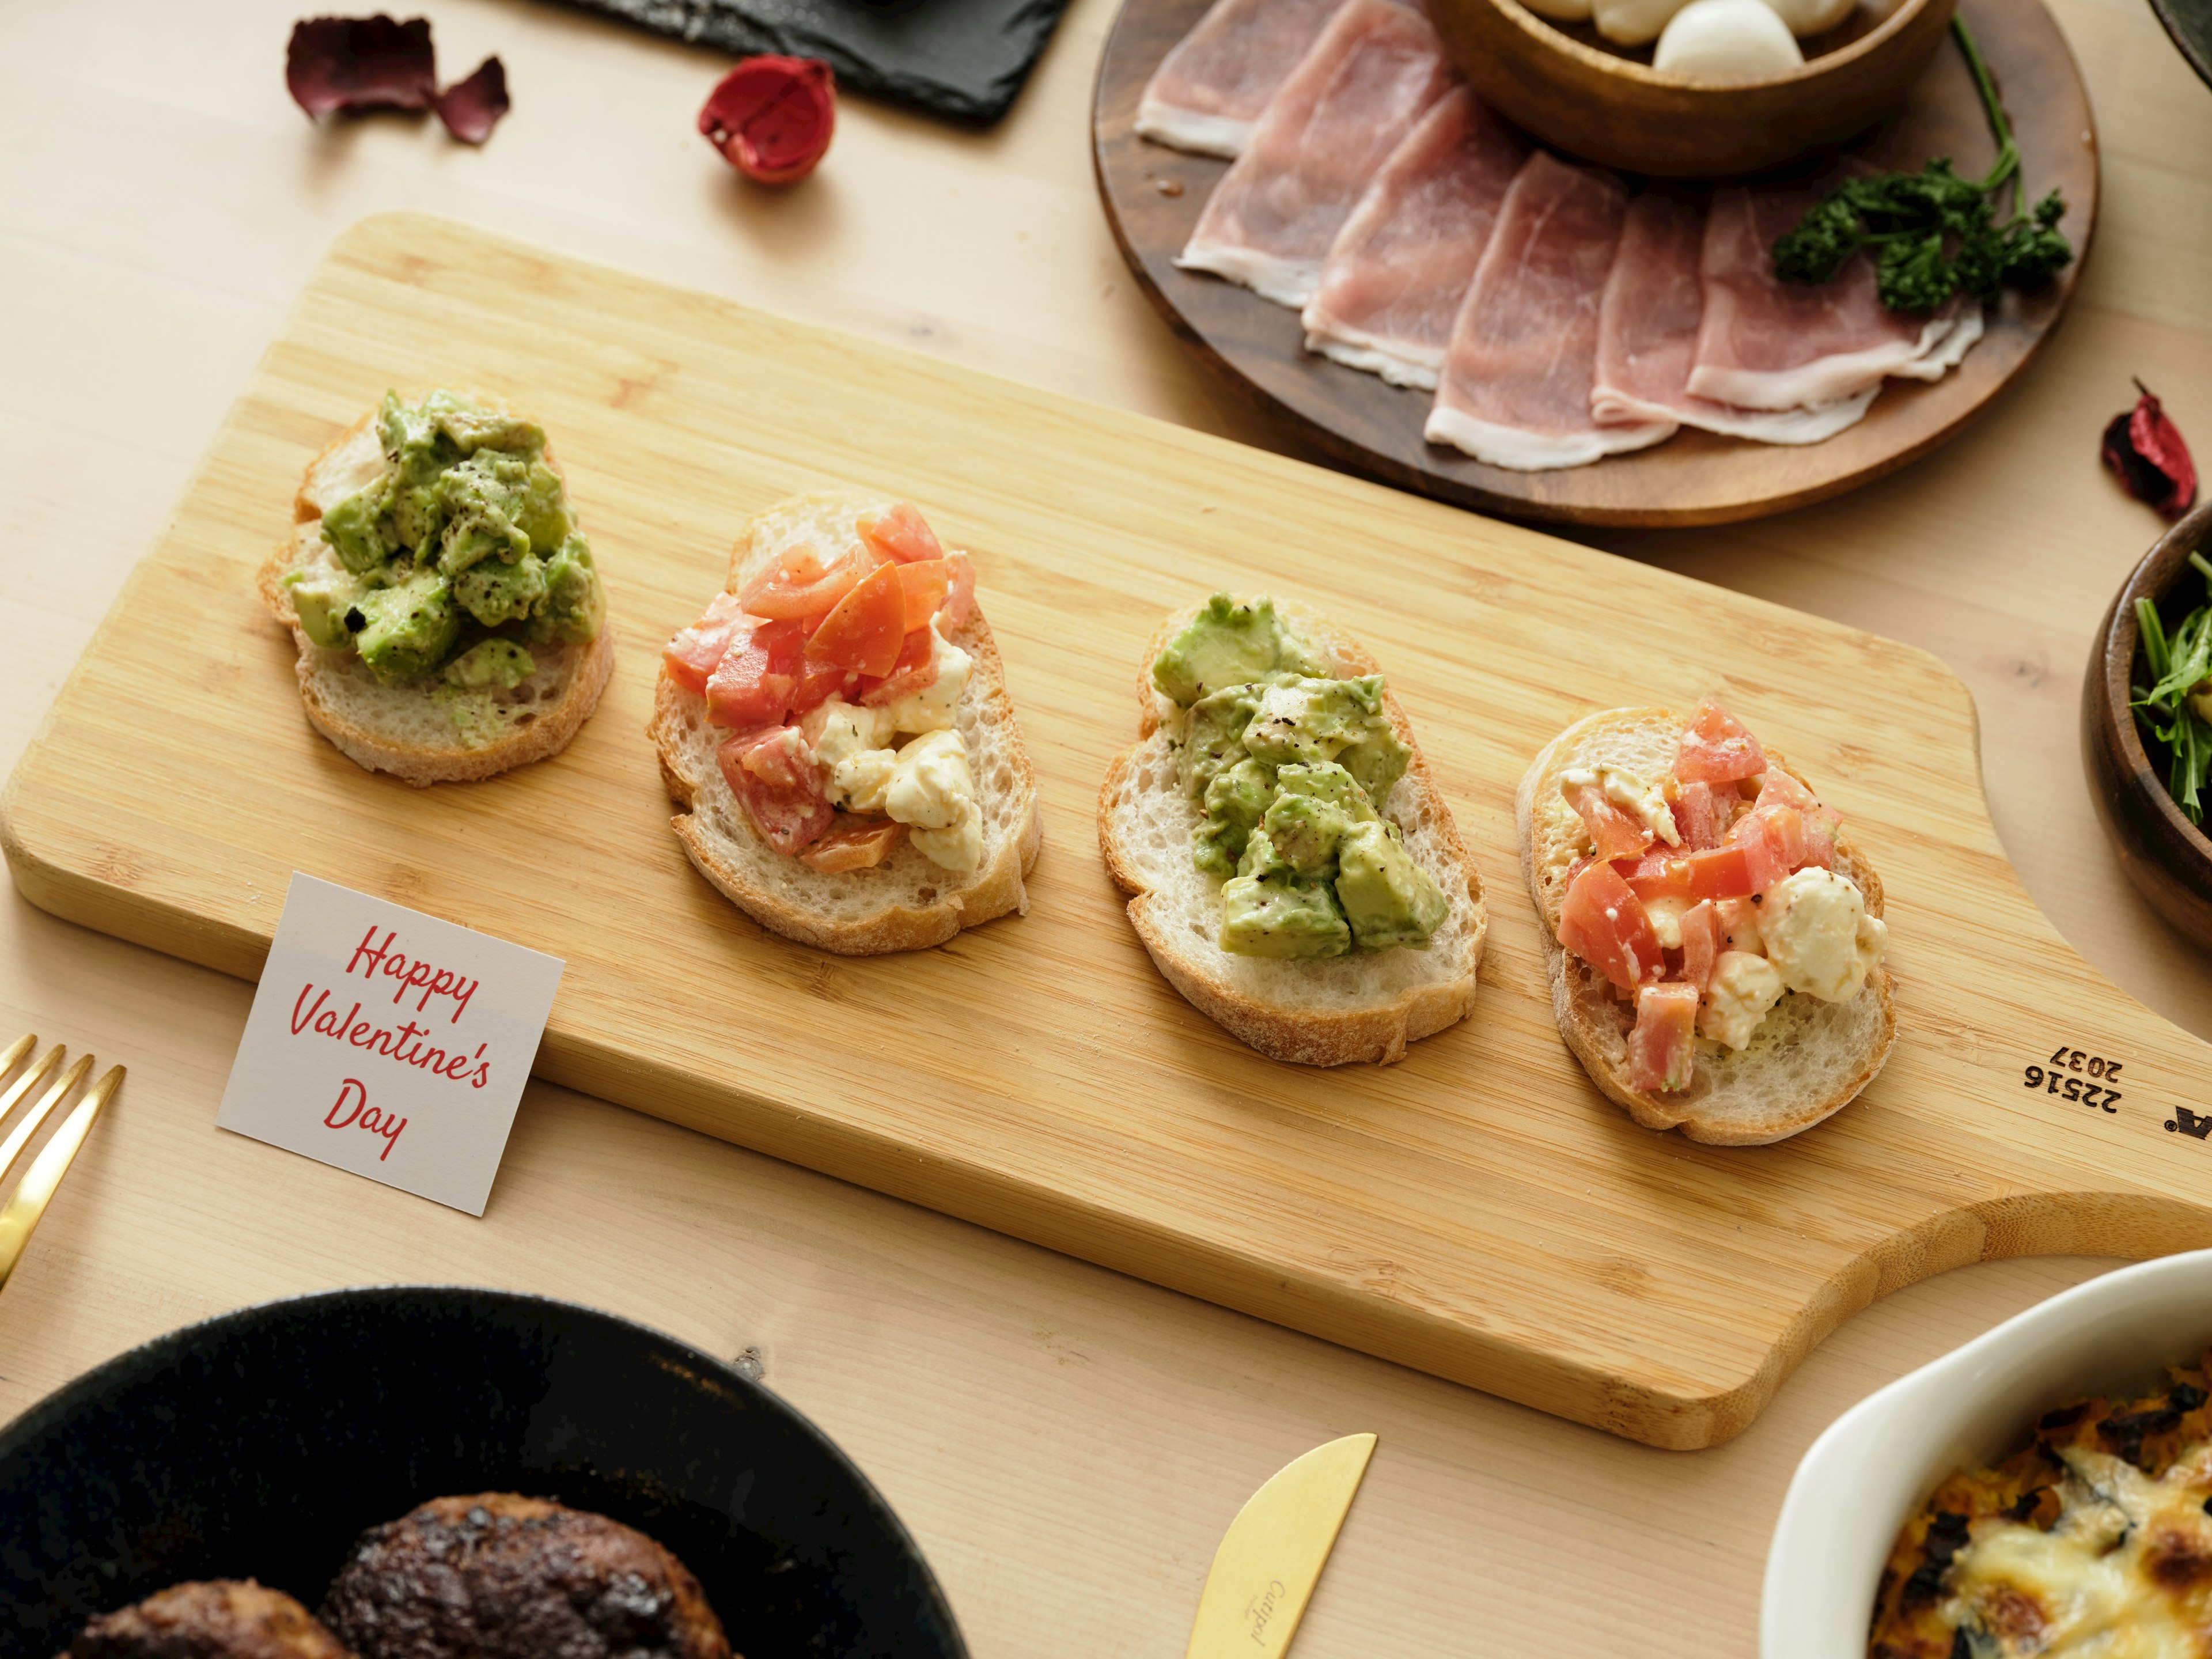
{"left": 2083, "top": 499, "right": 2212, "bottom": 950}
{"left": 1423, "top": 0, "right": 1959, "bottom": 176}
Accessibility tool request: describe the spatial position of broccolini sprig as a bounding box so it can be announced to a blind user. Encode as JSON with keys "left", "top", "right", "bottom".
{"left": 2132, "top": 551, "right": 2212, "bottom": 824}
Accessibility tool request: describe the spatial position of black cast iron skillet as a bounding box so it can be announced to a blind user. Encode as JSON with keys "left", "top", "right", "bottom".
{"left": 0, "top": 1285, "right": 966, "bottom": 1659}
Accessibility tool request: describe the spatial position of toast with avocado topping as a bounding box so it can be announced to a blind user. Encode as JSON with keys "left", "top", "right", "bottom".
{"left": 1100, "top": 594, "right": 1486, "bottom": 1066}
{"left": 649, "top": 491, "right": 1041, "bottom": 955}
{"left": 1518, "top": 703, "right": 1895, "bottom": 1145}
{"left": 258, "top": 389, "right": 615, "bottom": 786}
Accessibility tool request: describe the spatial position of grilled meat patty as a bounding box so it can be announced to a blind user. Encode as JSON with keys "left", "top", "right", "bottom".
{"left": 67, "top": 1580, "right": 355, "bottom": 1659}
{"left": 320, "top": 1494, "right": 730, "bottom": 1659}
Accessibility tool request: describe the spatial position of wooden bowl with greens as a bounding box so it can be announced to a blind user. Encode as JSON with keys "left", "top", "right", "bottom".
{"left": 2085, "top": 499, "right": 2212, "bottom": 948}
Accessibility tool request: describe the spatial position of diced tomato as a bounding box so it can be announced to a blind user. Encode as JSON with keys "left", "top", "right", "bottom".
{"left": 798, "top": 814, "right": 904, "bottom": 873}
{"left": 789, "top": 661, "right": 859, "bottom": 715}
{"left": 940, "top": 551, "right": 976, "bottom": 628}
{"left": 805, "top": 560, "right": 906, "bottom": 677}
{"left": 1714, "top": 896, "right": 1763, "bottom": 953}
{"left": 895, "top": 559, "right": 952, "bottom": 633}
{"left": 1740, "top": 802, "right": 1806, "bottom": 870}
{"left": 1754, "top": 769, "right": 1839, "bottom": 869}
{"left": 859, "top": 627, "right": 938, "bottom": 708}
{"left": 705, "top": 617, "right": 803, "bottom": 729}
{"left": 717, "top": 726, "right": 832, "bottom": 855}
{"left": 1677, "top": 900, "right": 1721, "bottom": 992}
{"left": 1628, "top": 982, "right": 1700, "bottom": 1094}
{"left": 855, "top": 501, "right": 944, "bottom": 565}
{"left": 1800, "top": 810, "right": 1839, "bottom": 869}
{"left": 741, "top": 543, "right": 872, "bottom": 622}
{"left": 1671, "top": 781, "right": 1729, "bottom": 851}
{"left": 1565, "top": 781, "right": 1653, "bottom": 862}
{"left": 1675, "top": 699, "right": 1768, "bottom": 785}
{"left": 1558, "top": 860, "right": 1663, "bottom": 993}
{"left": 664, "top": 590, "right": 748, "bottom": 694}
{"left": 1623, "top": 830, "right": 1786, "bottom": 906}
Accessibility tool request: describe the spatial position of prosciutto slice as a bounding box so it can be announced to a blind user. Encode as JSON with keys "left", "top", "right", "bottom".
{"left": 1425, "top": 151, "right": 1675, "bottom": 472}
{"left": 1687, "top": 179, "right": 1983, "bottom": 412}
{"left": 1137, "top": 0, "right": 1347, "bottom": 158}
{"left": 1176, "top": 0, "right": 1455, "bottom": 308}
{"left": 1593, "top": 191, "right": 1878, "bottom": 444}
{"left": 1300, "top": 88, "right": 1528, "bottom": 391}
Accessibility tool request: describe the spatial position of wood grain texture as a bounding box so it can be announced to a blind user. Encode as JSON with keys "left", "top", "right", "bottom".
{"left": 5, "top": 214, "right": 2208, "bottom": 1451}
{"left": 1092, "top": 0, "right": 2099, "bottom": 526}
{"left": 1426, "top": 0, "right": 1955, "bottom": 178}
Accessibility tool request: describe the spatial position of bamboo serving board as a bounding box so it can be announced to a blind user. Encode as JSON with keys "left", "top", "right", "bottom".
{"left": 1092, "top": 0, "right": 2098, "bottom": 527}
{"left": 8, "top": 215, "right": 2209, "bottom": 1450}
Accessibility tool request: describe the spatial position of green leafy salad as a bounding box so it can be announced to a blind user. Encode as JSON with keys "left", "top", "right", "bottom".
{"left": 286, "top": 389, "right": 605, "bottom": 688}
{"left": 2133, "top": 551, "right": 2212, "bottom": 824}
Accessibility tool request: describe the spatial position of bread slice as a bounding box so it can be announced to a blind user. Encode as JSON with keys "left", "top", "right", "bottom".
{"left": 1099, "top": 600, "right": 1486, "bottom": 1066}
{"left": 649, "top": 490, "right": 1043, "bottom": 956}
{"left": 1517, "top": 706, "right": 1897, "bottom": 1145}
{"left": 257, "top": 402, "right": 616, "bottom": 786}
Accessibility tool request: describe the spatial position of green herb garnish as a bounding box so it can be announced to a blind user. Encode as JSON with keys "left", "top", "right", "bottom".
{"left": 2133, "top": 550, "right": 2212, "bottom": 824}
{"left": 1771, "top": 16, "right": 2073, "bottom": 316}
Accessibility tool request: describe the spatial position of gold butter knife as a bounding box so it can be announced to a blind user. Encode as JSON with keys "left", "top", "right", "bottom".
{"left": 1183, "top": 1433, "right": 1376, "bottom": 1659}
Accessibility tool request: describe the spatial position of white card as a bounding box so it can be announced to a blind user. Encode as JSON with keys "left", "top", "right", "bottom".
{"left": 216, "top": 872, "right": 565, "bottom": 1215}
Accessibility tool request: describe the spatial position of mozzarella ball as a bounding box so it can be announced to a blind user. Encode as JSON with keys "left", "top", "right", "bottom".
{"left": 1592, "top": 0, "right": 1691, "bottom": 45}
{"left": 1653, "top": 0, "right": 1805, "bottom": 77}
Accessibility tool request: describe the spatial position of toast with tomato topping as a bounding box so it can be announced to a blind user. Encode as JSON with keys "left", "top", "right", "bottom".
{"left": 1518, "top": 705, "right": 1896, "bottom": 1145}
{"left": 1100, "top": 600, "right": 1486, "bottom": 1066}
{"left": 258, "top": 399, "right": 617, "bottom": 786}
{"left": 650, "top": 491, "right": 1041, "bottom": 955}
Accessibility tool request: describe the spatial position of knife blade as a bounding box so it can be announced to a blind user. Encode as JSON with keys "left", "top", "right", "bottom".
{"left": 1183, "top": 1432, "right": 1376, "bottom": 1659}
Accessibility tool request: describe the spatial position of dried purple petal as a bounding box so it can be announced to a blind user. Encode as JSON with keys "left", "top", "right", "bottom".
{"left": 435, "top": 56, "right": 509, "bottom": 144}
{"left": 287, "top": 15, "right": 437, "bottom": 119}
{"left": 2103, "top": 379, "right": 2199, "bottom": 520}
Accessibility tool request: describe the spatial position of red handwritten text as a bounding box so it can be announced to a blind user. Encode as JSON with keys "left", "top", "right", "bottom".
{"left": 346, "top": 927, "right": 479, "bottom": 1024}
{"left": 291, "top": 984, "right": 493, "bottom": 1089}
{"left": 323, "top": 1077, "right": 407, "bottom": 1160}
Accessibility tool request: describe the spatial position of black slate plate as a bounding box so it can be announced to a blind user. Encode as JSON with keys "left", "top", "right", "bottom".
{"left": 566, "top": 0, "right": 1074, "bottom": 123}
{"left": 0, "top": 1286, "right": 966, "bottom": 1658}
{"left": 2150, "top": 0, "right": 2212, "bottom": 86}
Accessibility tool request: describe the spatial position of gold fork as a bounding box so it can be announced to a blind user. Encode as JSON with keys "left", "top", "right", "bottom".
{"left": 0, "top": 1034, "right": 124, "bottom": 1293}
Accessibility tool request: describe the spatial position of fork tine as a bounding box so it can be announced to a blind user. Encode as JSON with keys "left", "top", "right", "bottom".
{"left": 0, "top": 1054, "right": 90, "bottom": 1186}
{"left": 0, "top": 1036, "right": 31, "bottom": 1081}
{"left": 0, "top": 1063, "right": 123, "bottom": 1294}
{"left": 0, "top": 1046, "right": 66, "bottom": 1126}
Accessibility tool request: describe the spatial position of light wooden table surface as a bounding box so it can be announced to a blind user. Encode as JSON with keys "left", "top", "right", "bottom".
{"left": 3, "top": 0, "right": 2209, "bottom": 1652}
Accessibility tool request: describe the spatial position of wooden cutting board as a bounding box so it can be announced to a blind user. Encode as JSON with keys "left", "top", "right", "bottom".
{"left": 7, "top": 214, "right": 2207, "bottom": 1450}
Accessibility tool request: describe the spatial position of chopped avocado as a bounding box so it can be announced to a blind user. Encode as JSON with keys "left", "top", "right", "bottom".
{"left": 353, "top": 567, "right": 464, "bottom": 683}
{"left": 1262, "top": 762, "right": 1377, "bottom": 874}
{"left": 300, "top": 389, "right": 603, "bottom": 683}
{"left": 454, "top": 551, "right": 547, "bottom": 628}
{"left": 435, "top": 453, "right": 536, "bottom": 575}
{"left": 286, "top": 565, "right": 368, "bottom": 649}
{"left": 1219, "top": 872, "right": 1350, "bottom": 959}
{"left": 444, "top": 637, "right": 536, "bottom": 691}
{"left": 1340, "top": 728, "right": 1412, "bottom": 805}
{"left": 1240, "top": 675, "right": 1388, "bottom": 767}
{"left": 527, "top": 535, "right": 604, "bottom": 645}
{"left": 1180, "top": 681, "right": 1262, "bottom": 800}
{"left": 1150, "top": 592, "right": 1325, "bottom": 707}
{"left": 1194, "top": 756, "right": 1275, "bottom": 876}
{"left": 1335, "top": 820, "right": 1449, "bottom": 950}
{"left": 1234, "top": 827, "right": 1290, "bottom": 882}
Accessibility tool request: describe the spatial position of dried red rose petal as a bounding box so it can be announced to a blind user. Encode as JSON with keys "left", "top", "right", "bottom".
{"left": 699, "top": 57, "right": 835, "bottom": 186}
{"left": 287, "top": 15, "right": 437, "bottom": 118}
{"left": 2103, "top": 379, "right": 2199, "bottom": 520}
{"left": 436, "top": 55, "right": 509, "bottom": 143}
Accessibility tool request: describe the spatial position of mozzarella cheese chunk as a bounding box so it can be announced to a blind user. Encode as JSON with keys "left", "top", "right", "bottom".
{"left": 1759, "top": 868, "right": 1885, "bottom": 1002}
{"left": 1653, "top": 0, "right": 1804, "bottom": 75}
{"left": 1699, "top": 950, "right": 1785, "bottom": 1050}
{"left": 879, "top": 616, "right": 971, "bottom": 736}
{"left": 1645, "top": 893, "right": 1690, "bottom": 951}
{"left": 1559, "top": 764, "right": 1681, "bottom": 847}
{"left": 1713, "top": 894, "right": 1764, "bottom": 955}
{"left": 803, "top": 696, "right": 902, "bottom": 814}
{"left": 885, "top": 729, "right": 982, "bottom": 872}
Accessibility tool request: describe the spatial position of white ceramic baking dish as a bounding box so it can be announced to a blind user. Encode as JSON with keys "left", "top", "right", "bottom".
{"left": 1762, "top": 1249, "right": 2212, "bottom": 1658}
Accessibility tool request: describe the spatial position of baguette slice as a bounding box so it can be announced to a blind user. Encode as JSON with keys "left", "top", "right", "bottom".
{"left": 1517, "top": 706, "right": 1897, "bottom": 1145}
{"left": 649, "top": 490, "right": 1042, "bottom": 956}
{"left": 257, "top": 402, "right": 616, "bottom": 786}
{"left": 1100, "top": 600, "right": 1486, "bottom": 1066}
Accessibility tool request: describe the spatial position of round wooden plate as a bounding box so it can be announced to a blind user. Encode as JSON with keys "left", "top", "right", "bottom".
{"left": 1091, "top": 0, "right": 2099, "bottom": 527}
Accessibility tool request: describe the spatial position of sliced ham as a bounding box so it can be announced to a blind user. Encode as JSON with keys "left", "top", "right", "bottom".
{"left": 1424, "top": 151, "right": 1675, "bottom": 472}
{"left": 1137, "top": 0, "right": 1347, "bottom": 158}
{"left": 1592, "top": 191, "right": 1879, "bottom": 445}
{"left": 1298, "top": 88, "right": 1527, "bottom": 390}
{"left": 1175, "top": 0, "right": 1455, "bottom": 308}
{"left": 1687, "top": 176, "right": 1983, "bottom": 412}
